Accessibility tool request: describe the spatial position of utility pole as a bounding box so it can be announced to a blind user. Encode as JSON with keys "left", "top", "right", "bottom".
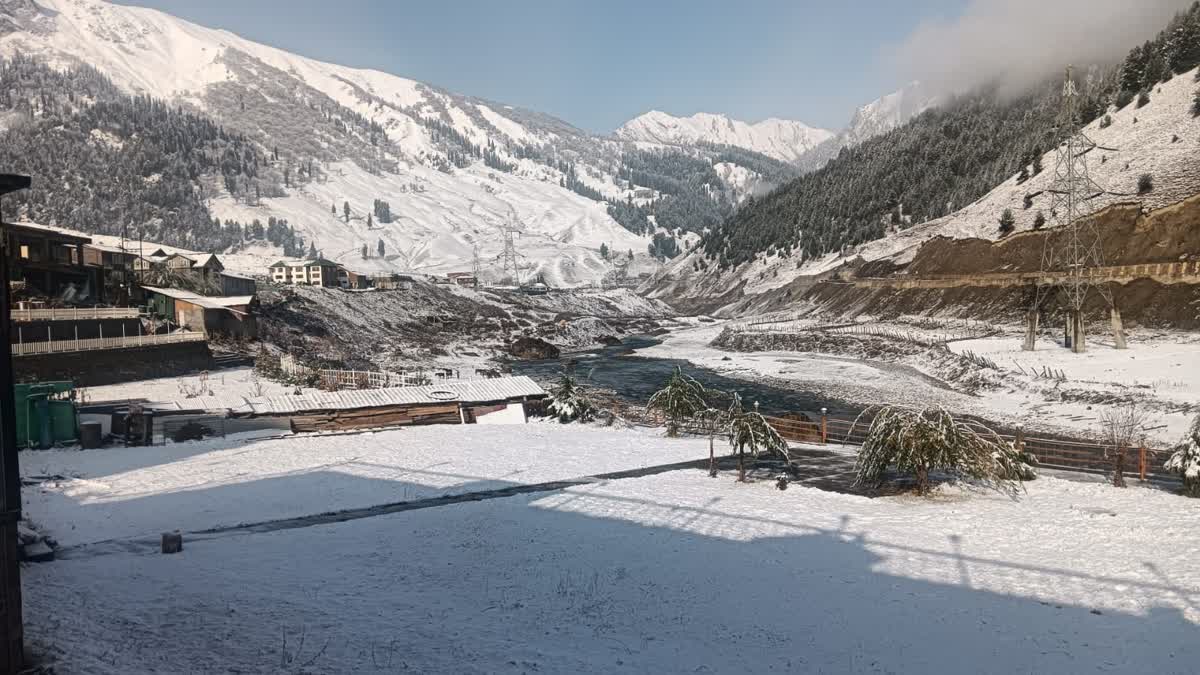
{"left": 1026, "top": 66, "right": 1125, "bottom": 353}
{"left": 0, "top": 173, "right": 31, "bottom": 674}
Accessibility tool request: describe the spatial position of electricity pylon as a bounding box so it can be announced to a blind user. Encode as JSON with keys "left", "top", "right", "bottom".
{"left": 499, "top": 218, "right": 523, "bottom": 287}
{"left": 1025, "top": 66, "right": 1126, "bottom": 353}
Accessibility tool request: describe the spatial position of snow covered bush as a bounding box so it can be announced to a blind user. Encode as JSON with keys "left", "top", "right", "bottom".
{"left": 725, "top": 394, "right": 789, "bottom": 482}
{"left": 1164, "top": 415, "right": 1200, "bottom": 497}
{"left": 993, "top": 441, "right": 1038, "bottom": 481}
{"left": 547, "top": 372, "right": 595, "bottom": 423}
{"left": 646, "top": 366, "right": 708, "bottom": 436}
{"left": 852, "top": 406, "right": 1023, "bottom": 496}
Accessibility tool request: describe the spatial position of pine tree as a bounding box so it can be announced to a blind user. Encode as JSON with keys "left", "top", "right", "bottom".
{"left": 998, "top": 208, "right": 1015, "bottom": 235}
{"left": 361, "top": 243, "right": 368, "bottom": 259}
{"left": 307, "top": 242, "right": 318, "bottom": 258}
{"left": 1138, "top": 173, "right": 1154, "bottom": 194}
{"left": 367, "top": 214, "right": 373, "bottom": 228}
{"left": 1033, "top": 211, "right": 1046, "bottom": 229}
{"left": 599, "top": 243, "right": 610, "bottom": 260}
{"left": 331, "top": 202, "right": 336, "bottom": 215}
{"left": 377, "top": 239, "right": 386, "bottom": 257}
{"left": 646, "top": 366, "right": 708, "bottom": 437}
{"left": 343, "top": 201, "right": 351, "bottom": 223}
{"left": 1193, "top": 88, "right": 1200, "bottom": 117}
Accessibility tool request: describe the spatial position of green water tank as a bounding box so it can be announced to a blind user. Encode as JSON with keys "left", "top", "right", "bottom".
{"left": 13, "top": 382, "right": 78, "bottom": 449}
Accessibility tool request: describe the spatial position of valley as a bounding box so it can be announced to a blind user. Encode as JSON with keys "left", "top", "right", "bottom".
{"left": 3, "top": 0, "right": 1200, "bottom": 673}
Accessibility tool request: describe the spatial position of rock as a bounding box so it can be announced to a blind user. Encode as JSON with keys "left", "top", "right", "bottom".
{"left": 17, "top": 524, "right": 39, "bottom": 546}
{"left": 597, "top": 335, "right": 622, "bottom": 346}
{"left": 509, "top": 337, "right": 560, "bottom": 360}
{"left": 162, "top": 531, "right": 184, "bottom": 554}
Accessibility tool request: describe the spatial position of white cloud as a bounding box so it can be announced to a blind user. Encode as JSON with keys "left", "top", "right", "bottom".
{"left": 886, "top": 0, "right": 1192, "bottom": 96}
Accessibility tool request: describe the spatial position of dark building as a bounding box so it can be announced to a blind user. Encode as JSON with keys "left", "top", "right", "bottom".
{"left": 5, "top": 222, "right": 101, "bottom": 302}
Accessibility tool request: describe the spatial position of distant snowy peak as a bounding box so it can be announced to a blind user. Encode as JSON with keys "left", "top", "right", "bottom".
{"left": 615, "top": 111, "right": 834, "bottom": 164}
{"left": 842, "top": 82, "right": 938, "bottom": 147}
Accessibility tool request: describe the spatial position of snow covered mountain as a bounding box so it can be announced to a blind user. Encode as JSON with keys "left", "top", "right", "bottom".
{"left": 615, "top": 111, "right": 834, "bottom": 164}
{"left": 0, "top": 0, "right": 774, "bottom": 286}
{"left": 841, "top": 82, "right": 937, "bottom": 147}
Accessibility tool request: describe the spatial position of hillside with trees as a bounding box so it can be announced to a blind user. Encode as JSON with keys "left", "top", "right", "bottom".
{"left": 700, "top": 2, "right": 1200, "bottom": 272}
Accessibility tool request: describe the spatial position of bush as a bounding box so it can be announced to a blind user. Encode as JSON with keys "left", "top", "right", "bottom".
{"left": 546, "top": 371, "right": 595, "bottom": 423}
{"left": 1099, "top": 114, "right": 1113, "bottom": 129}
{"left": 1033, "top": 211, "right": 1046, "bottom": 229}
{"left": 1138, "top": 173, "right": 1154, "bottom": 194}
{"left": 1164, "top": 415, "right": 1200, "bottom": 497}
{"left": 1136, "top": 90, "right": 1151, "bottom": 108}
{"left": 1193, "top": 89, "right": 1200, "bottom": 117}
{"left": 852, "top": 406, "right": 1028, "bottom": 496}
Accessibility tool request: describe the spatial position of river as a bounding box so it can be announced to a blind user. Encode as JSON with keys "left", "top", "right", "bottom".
{"left": 511, "top": 335, "right": 860, "bottom": 417}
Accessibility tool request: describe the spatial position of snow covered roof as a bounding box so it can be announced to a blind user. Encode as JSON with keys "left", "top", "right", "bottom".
{"left": 84, "top": 243, "right": 137, "bottom": 255}
{"left": 7, "top": 221, "right": 92, "bottom": 243}
{"left": 241, "top": 376, "right": 546, "bottom": 415}
{"left": 270, "top": 258, "right": 341, "bottom": 268}
{"left": 141, "top": 286, "right": 254, "bottom": 311}
{"left": 193, "top": 253, "right": 222, "bottom": 268}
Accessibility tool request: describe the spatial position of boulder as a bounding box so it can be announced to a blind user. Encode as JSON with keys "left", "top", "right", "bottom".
{"left": 509, "top": 337, "right": 560, "bottom": 360}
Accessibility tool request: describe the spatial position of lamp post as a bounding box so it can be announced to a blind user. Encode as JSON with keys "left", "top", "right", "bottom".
{"left": 0, "top": 173, "right": 30, "bottom": 674}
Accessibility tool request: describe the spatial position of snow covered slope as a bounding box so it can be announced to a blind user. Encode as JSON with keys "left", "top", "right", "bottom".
{"left": 645, "top": 67, "right": 1200, "bottom": 309}
{"left": 0, "top": 0, "right": 705, "bottom": 286}
{"left": 841, "top": 82, "right": 937, "bottom": 147}
{"left": 615, "top": 110, "right": 834, "bottom": 164}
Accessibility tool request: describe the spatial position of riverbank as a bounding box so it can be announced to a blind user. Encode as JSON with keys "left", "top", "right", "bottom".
{"left": 633, "top": 321, "right": 1197, "bottom": 445}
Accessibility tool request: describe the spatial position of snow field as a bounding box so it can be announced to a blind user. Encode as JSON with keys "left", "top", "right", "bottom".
{"left": 21, "top": 424, "right": 712, "bottom": 548}
{"left": 22, "top": 463, "right": 1200, "bottom": 673}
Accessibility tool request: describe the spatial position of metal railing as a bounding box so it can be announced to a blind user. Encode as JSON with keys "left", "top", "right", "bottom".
{"left": 10, "top": 307, "right": 141, "bottom": 322}
{"left": 11, "top": 331, "right": 206, "bottom": 356}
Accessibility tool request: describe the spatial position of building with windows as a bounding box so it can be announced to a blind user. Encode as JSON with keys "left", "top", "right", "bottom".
{"left": 268, "top": 258, "right": 342, "bottom": 287}
{"left": 4, "top": 222, "right": 101, "bottom": 301}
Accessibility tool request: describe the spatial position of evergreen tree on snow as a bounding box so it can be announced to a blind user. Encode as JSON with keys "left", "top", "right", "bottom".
{"left": 377, "top": 239, "right": 385, "bottom": 257}
{"left": 1165, "top": 414, "right": 1200, "bottom": 497}
{"left": 361, "top": 243, "right": 368, "bottom": 259}
{"left": 343, "top": 201, "right": 351, "bottom": 223}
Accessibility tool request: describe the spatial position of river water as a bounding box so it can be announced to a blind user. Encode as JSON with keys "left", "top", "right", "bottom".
{"left": 511, "top": 335, "right": 858, "bottom": 417}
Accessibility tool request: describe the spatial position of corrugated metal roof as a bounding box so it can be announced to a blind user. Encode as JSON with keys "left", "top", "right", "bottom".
{"left": 242, "top": 376, "right": 546, "bottom": 416}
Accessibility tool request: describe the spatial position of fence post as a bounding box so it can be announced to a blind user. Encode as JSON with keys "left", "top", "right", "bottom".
{"left": 1138, "top": 441, "right": 1147, "bottom": 482}
{"left": 820, "top": 407, "right": 828, "bottom": 444}
{"left": 1015, "top": 424, "right": 1025, "bottom": 453}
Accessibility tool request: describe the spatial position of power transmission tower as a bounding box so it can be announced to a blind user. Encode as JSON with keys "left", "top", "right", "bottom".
{"left": 499, "top": 219, "right": 523, "bottom": 287}
{"left": 471, "top": 243, "right": 481, "bottom": 290}
{"left": 1025, "top": 66, "right": 1126, "bottom": 353}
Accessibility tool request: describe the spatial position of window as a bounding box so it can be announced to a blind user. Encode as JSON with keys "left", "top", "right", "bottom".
{"left": 19, "top": 245, "right": 29, "bottom": 260}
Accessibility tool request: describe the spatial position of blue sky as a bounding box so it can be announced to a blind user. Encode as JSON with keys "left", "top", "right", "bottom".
{"left": 121, "top": 0, "right": 976, "bottom": 132}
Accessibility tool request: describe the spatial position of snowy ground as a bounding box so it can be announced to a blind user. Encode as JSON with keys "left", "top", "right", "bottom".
{"left": 20, "top": 424, "right": 1200, "bottom": 673}
{"left": 639, "top": 321, "right": 1199, "bottom": 443}
{"left": 21, "top": 424, "right": 710, "bottom": 549}
{"left": 80, "top": 367, "right": 304, "bottom": 407}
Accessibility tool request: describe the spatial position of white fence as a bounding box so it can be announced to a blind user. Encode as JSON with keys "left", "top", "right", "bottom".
{"left": 11, "top": 331, "right": 206, "bottom": 356}
{"left": 11, "top": 307, "right": 141, "bottom": 322}
{"left": 278, "top": 354, "right": 494, "bottom": 390}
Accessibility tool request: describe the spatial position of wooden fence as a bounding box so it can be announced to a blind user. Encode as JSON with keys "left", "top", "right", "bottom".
{"left": 10, "top": 331, "right": 206, "bottom": 356}
{"left": 774, "top": 410, "right": 1176, "bottom": 483}
{"left": 11, "top": 307, "right": 141, "bottom": 322}
{"left": 628, "top": 404, "right": 1177, "bottom": 483}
